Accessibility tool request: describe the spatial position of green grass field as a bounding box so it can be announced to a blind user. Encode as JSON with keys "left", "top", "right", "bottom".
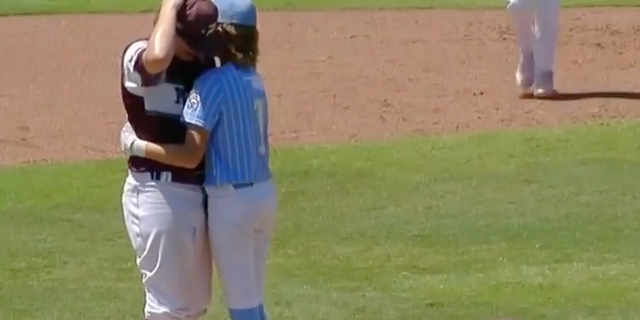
{"left": 2, "top": 0, "right": 640, "bottom": 320}
{"left": 4, "top": 122, "right": 640, "bottom": 320}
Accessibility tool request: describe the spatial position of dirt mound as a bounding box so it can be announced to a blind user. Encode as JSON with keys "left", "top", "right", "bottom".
{"left": 1, "top": 9, "right": 639, "bottom": 165}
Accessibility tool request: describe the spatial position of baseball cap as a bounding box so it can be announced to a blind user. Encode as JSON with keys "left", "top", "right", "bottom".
{"left": 214, "top": 0, "right": 257, "bottom": 27}
{"left": 176, "top": 0, "right": 219, "bottom": 53}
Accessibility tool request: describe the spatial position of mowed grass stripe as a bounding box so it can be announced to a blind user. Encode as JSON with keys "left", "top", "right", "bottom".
{"left": 2, "top": 122, "right": 640, "bottom": 319}
{"left": 0, "top": 0, "right": 639, "bottom": 15}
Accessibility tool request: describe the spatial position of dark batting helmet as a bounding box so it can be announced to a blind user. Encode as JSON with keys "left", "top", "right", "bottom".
{"left": 176, "top": 0, "right": 220, "bottom": 55}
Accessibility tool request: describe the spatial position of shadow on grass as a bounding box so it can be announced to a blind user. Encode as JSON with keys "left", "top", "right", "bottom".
{"left": 521, "top": 91, "right": 640, "bottom": 101}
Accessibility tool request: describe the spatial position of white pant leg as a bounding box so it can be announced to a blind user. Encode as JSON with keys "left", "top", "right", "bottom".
{"left": 122, "top": 172, "right": 212, "bottom": 320}
{"left": 533, "top": 0, "right": 561, "bottom": 72}
{"left": 507, "top": 0, "right": 535, "bottom": 54}
{"left": 206, "top": 181, "right": 277, "bottom": 316}
{"left": 253, "top": 192, "right": 277, "bottom": 320}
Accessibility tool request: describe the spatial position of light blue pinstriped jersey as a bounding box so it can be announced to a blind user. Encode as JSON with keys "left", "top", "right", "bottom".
{"left": 182, "top": 63, "right": 271, "bottom": 186}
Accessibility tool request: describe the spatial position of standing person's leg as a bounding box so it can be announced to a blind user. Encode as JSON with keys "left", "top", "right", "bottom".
{"left": 207, "top": 181, "right": 277, "bottom": 320}
{"left": 122, "top": 172, "right": 212, "bottom": 320}
{"left": 533, "top": 0, "right": 561, "bottom": 97}
{"left": 506, "top": 0, "right": 535, "bottom": 95}
{"left": 253, "top": 187, "right": 277, "bottom": 320}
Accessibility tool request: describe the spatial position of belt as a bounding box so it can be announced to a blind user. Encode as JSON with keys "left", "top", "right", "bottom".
{"left": 232, "top": 182, "right": 254, "bottom": 190}
{"left": 146, "top": 171, "right": 204, "bottom": 185}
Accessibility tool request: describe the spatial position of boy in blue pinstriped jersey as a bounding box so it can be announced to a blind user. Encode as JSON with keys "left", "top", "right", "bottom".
{"left": 121, "top": 0, "right": 275, "bottom": 319}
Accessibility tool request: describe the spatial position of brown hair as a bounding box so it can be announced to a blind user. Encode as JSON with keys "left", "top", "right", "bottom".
{"left": 217, "top": 23, "right": 259, "bottom": 68}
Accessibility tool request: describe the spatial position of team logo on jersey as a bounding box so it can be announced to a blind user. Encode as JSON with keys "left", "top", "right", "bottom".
{"left": 185, "top": 92, "right": 201, "bottom": 111}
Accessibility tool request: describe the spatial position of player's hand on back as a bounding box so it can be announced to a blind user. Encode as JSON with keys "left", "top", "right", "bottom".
{"left": 120, "top": 122, "right": 139, "bottom": 156}
{"left": 120, "top": 122, "right": 148, "bottom": 157}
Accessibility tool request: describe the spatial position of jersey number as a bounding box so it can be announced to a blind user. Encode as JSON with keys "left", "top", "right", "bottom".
{"left": 254, "top": 99, "right": 267, "bottom": 155}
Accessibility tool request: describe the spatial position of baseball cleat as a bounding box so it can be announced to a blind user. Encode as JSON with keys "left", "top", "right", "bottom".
{"left": 516, "top": 72, "right": 534, "bottom": 95}
{"left": 533, "top": 88, "right": 558, "bottom": 98}
{"left": 515, "top": 51, "right": 534, "bottom": 96}
{"left": 533, "top": 70, "right": 557, "bottom": 98}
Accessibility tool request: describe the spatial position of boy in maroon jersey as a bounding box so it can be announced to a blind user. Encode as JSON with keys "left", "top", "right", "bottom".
{"left": 119, "top": 0, "right": 219, "bottom": 319}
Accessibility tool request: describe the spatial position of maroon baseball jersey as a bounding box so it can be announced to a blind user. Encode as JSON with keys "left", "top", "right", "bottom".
{"left": 120, "top": 39, "right": 206, "bottom": 184}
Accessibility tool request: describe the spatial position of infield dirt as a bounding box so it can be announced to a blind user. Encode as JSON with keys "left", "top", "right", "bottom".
{"left": 1, "top": 8, "right": 639, "bottom": 165}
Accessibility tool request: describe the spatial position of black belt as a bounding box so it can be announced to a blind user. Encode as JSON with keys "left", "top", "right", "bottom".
{"left": 145, "top": 171, "right": 204, "bottom": 185}
{"left": 145, "top": 171, "right": 253, "bottom": 189}
{"left": 232, "top": 183, "right": 254, "bottom": 190}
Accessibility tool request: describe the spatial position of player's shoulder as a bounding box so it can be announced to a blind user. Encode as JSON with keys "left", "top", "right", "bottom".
{"left": 122, "top": 38, "right": 149, "bottom": 63}
{"left": 123, "top": 38, "right": 148, "bottom": 51}
{"left": 203, "top": 63, "right": 234, "bottom": 77}
{"left": 195, "top": 63, "right": 234, "bottom": 86}
{"left": 249, "top": 71, "right": 265, "bottom": 91}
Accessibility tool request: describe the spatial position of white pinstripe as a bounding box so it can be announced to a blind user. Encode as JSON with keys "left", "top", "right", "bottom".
{"left": 182, "top": 64, "right": 271, "bottom": 186}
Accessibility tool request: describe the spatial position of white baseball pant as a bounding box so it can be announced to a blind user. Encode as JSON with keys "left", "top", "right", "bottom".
{"left": 206, "top": 180, "right": 278, "bottom": 320}
{"left": 507, "top": 0, "right": 561, "bottom": 73}
{"left": 121, "top": 171, "right": 212, "bottom": 320}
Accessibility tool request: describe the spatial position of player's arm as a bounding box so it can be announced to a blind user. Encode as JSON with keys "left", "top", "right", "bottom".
{"left": 142, "top": 0, "right": 184, "bottom": 75}
{"left": 141, "top": 124, "right": 209, "bottom": 168}
{"left": 123, "top": 77, "right": 221, "bottom": 168}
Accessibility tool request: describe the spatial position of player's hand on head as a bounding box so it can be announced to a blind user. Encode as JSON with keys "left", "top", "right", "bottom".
{"left": 161, "top": 0, "right": 186, "bottom": 11}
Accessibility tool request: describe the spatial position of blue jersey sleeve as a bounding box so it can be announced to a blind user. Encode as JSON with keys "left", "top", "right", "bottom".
{"left": 182, "top": 74, "right": 223, "bottom": 132}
